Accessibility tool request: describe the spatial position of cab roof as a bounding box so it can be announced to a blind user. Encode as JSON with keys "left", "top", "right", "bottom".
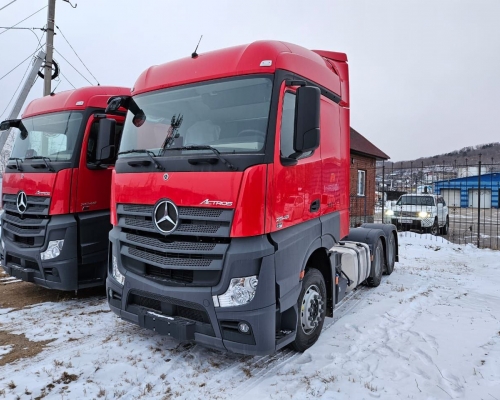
{"left": 22, "top": 86, "right": 130, "bottom": 118}
{"left": 132, "top": 40, "right": 349, "bottom": 106}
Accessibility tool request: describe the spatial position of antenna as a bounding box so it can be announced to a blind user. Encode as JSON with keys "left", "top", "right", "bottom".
{"left": 191, "top": 35, "right": 203, "bottom": 59}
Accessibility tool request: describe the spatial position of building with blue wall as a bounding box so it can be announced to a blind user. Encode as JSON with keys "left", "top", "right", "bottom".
{"left": 434, "top": 173, "right": 500, "bottom": 208}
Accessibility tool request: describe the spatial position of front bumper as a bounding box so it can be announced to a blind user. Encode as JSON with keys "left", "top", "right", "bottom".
{"left": 107, "top": 227, "right": 280, "bottom": 355}
{"left": 1, "top": 214, "right": 80, "bottom": 290}
{"left": 389, "top": 217, "right": 434, "bottom": 229}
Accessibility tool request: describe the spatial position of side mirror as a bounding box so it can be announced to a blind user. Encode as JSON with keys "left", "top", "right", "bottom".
{"left": 105, "top": 95, "right": 132, "bottom": 113}
{"left": 294, "top": 86, "right": 320, "bottom": 153}
{"left": 95, "top": 118, "right": 116, "bottom": 163}
{"left": 0, "top": 120, "right": 11, "bottom": 131}
{"left": 1, "top": 119, "right": 22, "bottom": 131}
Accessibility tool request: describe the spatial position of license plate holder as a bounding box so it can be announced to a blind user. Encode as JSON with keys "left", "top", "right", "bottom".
{"left": 10, "top": 264, "right": 34, "bottom": 281}
{"left": 143, "top": 313, "right": 195, "bottom": 341}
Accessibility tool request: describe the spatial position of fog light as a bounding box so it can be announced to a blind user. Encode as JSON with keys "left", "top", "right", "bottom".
{"left": 215, "top": 276, "right": 258, "bottom": 307}
{"left": 41, "top": 240, "right": 64, "bottom": 261}
{"left": 238, "top": 322, "right": 250, "bottom": 334}
{"left": 112, "top": 255, "right": 125, "bottom": 286}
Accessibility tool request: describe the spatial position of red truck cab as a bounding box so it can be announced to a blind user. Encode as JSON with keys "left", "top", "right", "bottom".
{"left": 101, "top": 41, "right": 397, "bottom": 354}
{"left": 1, "top": 86, "right": 129, "bottom": 290}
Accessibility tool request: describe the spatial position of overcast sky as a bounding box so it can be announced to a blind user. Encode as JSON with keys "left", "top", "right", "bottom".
{"left": 1, "top": 0, "right": 499, "bottom": 161}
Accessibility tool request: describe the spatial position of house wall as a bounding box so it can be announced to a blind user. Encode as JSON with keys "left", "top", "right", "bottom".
{"left": 350, "top": 153, "right": 376, "bottom": 226}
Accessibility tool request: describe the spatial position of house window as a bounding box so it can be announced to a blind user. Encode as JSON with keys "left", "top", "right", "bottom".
{"left": 357, "top": 170, "right": 366, "bottom": 196}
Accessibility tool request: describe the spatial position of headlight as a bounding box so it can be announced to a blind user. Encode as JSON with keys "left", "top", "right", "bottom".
{"left": 41, "top": 240, "right": 64, "bottom": 261}
{"left": 418, "top": 211, "right": 430, "bottom": 218}
{"left": 385, "top": 210, "right": 394, "bottom": 216}
{"left": 214, "top": 276, "right": 258, "bottom": 307}
{"left": 112, "top": 255, "right": 125, "bottom": 286}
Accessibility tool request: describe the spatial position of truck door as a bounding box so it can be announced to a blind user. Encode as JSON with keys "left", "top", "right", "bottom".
{"left": 271, "top": 87, "right": 322, "bottom": 232}
{"left": 73, "top": 115, "right": 123, "bottom": 266}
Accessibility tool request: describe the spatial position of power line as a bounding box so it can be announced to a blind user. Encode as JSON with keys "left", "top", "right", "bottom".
{"left": 56, "top": 25, "right": 99, "bottom": 85}
{"left": 0, "top": 33, "right": 43, "bottom": 119}
{"left": 0, "top": 5, "right": 47, "bottom": 36}
{"left": 0, "top": 42, "right": 45, "bottom": 82}
{"left": 60, "top": 71, "right": 76, "bottom": 89}
{"left": 0, "top": 0, "right": 17, "bottom": 12}
{"left": 53, "top": 48, "right": 93, "bottom": 86}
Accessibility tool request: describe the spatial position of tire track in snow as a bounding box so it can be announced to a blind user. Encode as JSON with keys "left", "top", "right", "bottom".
{"left": 202, "top": 286, "right": 371, "bottom": 397}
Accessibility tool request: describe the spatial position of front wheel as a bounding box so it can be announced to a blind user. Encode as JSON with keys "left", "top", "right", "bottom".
{"left": 290, "top": 268, "right": 327, "bottom": 352}
{"left": 429, "top": 218, "right": 439, "bottom": 236}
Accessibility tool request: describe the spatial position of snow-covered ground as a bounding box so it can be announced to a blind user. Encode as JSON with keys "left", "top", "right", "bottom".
{"left": 1, "top": 233, "right": 499, "bottom": 399}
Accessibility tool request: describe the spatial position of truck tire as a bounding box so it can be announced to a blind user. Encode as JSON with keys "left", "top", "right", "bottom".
{"left": 440, "top": 216, "right": 449, "bottom": 235}
{"left": 366, "top": 239, "right": 384, "bottom": 287}
{"left": 290, "top": 268, "right": 327, "bottom": 352}
{"left": 430, "top": 218, "right": 439, "bottom": 236}
{"left": 383, "top": 233, "right": 396, "bottom": 275}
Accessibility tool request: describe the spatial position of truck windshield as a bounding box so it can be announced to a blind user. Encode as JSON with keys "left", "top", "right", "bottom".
{"left": 10, "top": 111, "right": 83, "bottom": 161}
{"left": 119, "top": 77, "right": 272, "bottom": 156}
{"left": 397, "top": 196, "right": 435, "bottom": 206}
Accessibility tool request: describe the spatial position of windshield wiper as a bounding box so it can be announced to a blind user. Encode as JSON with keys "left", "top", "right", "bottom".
{"left": 161, "top": 145, "right": 237, "bottom": 171}
{"left": 25, "top": 156, "right": 55, "bottom": 172}
{"left": 117, "top": 149, "right": 164, "bottom": 171}
{"left": 8, "top": 157, "right": 23, "bottom": 171}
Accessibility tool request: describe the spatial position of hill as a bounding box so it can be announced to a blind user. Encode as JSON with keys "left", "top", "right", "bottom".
{"left": 383, "top": 142, "right": 500, "bottom": 168}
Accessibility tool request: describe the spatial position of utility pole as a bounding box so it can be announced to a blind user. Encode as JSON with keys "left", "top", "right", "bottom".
{"left": 43, "top": 0, "right": 56, "bottom": 96}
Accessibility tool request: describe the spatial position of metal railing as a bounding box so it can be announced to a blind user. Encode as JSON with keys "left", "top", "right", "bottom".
{"left": 350, "top": 158, "right": 500, "bottom": 250}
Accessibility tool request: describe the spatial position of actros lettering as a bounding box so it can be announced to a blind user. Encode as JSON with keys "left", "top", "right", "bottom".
{"left": 200, "top": 199, "right": 233, "bottom": 207}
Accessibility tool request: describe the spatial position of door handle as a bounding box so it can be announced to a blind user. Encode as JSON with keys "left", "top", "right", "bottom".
{"left": 310, "top": 199, "right": 320, "bottom": 213}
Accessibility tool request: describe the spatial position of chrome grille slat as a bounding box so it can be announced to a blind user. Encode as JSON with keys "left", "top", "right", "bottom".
{"left": 124, "top": 246, "right": 219, "bottom": 269}
{"left": 124, "top": 233, "right": 218, "bottom": 252}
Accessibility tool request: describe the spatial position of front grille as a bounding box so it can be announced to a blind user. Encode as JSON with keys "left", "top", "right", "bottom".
{"left": 2, "top": 194, "right": 51, "bottom": 248}
{"left": 116, "top": 203, "right": 233, "bottom": 287}
{"left": 2, "top": 194, "right": 50, "bottom": 216}
{"left": 394, "top": 211, "right": 419, "bottom": 218}
{"left": 146, "top": 266, "right": 193, "bottom": 283}
{"left": 14, "top": 236, "right": 35, "bottom": 246}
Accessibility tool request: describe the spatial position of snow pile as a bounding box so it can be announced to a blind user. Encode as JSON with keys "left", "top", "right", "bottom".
{"left": 0, "top": 233, "right": 499, "bottom": 399}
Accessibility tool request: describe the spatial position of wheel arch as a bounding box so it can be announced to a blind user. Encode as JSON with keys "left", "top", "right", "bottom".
{"left": 303, "top": 246, "right": 334, "bottom": 317}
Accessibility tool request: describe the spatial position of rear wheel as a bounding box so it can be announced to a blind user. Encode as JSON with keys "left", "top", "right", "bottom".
{"left": 366, "top": 239, "right": 384, "bottom": 287}
{"left": 440, "top": 216, "right": 449, "bottom": 235}
{"left": 383, "top": 233, "right": 396, "bottom": 275}
{"left": 290, "top": 268, "right": 327, "bottom": 352}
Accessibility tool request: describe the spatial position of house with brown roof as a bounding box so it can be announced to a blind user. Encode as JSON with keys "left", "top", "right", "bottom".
{"left": 350, "top": 127, "right": 390, "bottom": 226}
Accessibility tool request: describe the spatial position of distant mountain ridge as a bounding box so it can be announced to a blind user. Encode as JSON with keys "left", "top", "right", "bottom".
{"left": 383, "top": 142, "right": 500, "bottom": 168}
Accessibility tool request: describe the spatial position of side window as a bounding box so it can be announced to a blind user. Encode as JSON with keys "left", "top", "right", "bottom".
{"left": 86, "top": 121, "right": 123, "bottom": 164}
{"left": 357, "top": 170, "right": 366, "bottom": 196}
{"left": 280, "top": 92, "right": 296, "bottom": 159}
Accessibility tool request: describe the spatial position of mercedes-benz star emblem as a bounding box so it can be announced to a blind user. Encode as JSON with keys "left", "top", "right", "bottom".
{"left": 153, "top": 200, "right": 179, "bottom": 234}
{"left": 17, "top": 191, "right": 28, "bottom": 214}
